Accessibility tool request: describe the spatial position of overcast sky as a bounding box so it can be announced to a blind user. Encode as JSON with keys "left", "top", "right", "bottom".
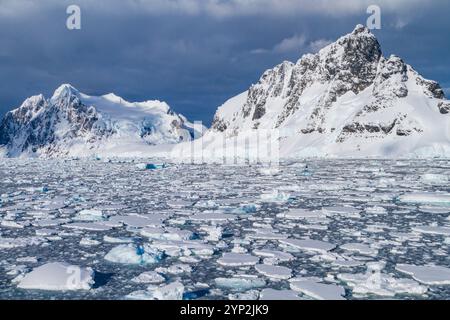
{"left": 1, "top": 0, "right": 449, "bottom": 125}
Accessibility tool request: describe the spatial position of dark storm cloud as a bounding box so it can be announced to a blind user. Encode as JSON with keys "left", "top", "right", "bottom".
{"left": 0, "top": 0, "right": 449, "bottom": 125}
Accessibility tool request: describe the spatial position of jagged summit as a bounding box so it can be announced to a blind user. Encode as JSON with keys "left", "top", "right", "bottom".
{"left": 0, "top": 84, "right": 202, "bottom": 157}
{"left": 205, "top": 25, "right": 450, "bottom": 158}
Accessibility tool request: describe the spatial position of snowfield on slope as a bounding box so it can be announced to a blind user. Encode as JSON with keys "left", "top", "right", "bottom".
{"left": 0, "top": 158, "right": 449, "bottom": 299}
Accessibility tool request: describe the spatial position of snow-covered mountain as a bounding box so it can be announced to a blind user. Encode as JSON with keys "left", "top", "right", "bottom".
{"left": 201, "top": 24, "right": 450, "bottom": 158}
{"left": 0, "top": 84, "right": 203, "bottom": 157}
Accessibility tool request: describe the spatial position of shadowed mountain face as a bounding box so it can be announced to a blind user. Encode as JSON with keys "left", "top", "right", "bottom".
{"left": 206, "top": 25, "right": 449, "bottom": 158}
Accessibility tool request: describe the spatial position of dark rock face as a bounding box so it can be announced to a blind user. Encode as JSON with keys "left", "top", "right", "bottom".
{"left": 211, "top": 115, "right": 228, "bottom": 132}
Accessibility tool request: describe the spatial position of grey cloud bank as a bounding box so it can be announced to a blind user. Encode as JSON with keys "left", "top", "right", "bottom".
{"left": 0, "top": 0, "right": 449, "bottom": 125}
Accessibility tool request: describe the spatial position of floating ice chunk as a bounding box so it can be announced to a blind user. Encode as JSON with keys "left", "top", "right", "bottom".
{"left": 33, "top": 218, "right": 69, "bottom": 227}
{"left": 132, "top": 271, "right": 165, "bottom": 284}
{"left": 63, "top": 222, "right": 113, "bottom": 231}
{"left": 150, "top": 240, "right": 215, "bottom": 257}
{"left": 103, "top": 235, "right": 134, "bottom": 243}
{"left": 189, "top": 213, "right": 236, "bottom": 222}
{"left": 167, "top": 200, "right": 194, "bottom": 208}
{"left": 194, "top": 200, "right": 219, "bottom": 209}
{"left": 226, "top": 203, "right": 259, "bottom": 215}
{"left": 258, "top": 167, "right": 280, "bottom": 175}
{"left": 109, "top": 214, "right": 165, "bottom": 228}
{"left": 228, "top": 290, "right": 260, "bottom": 300}
{"left": 217, "top": 253, "right": 259, "bottom": 267}
{"left": 231, "top": 245, "right": 247, "bottom": 254}
{"left": 255, "top": 264, "right": 292, "bottom": 280}
{"left": 127, "top": 281, "right": 184, "bottom": 300}
{"left": 252, "top": 249, "right": 294, "bottom": 263}
{"left": 322, "top": 206, "right": 361, "bottom": 218}
{"left": 155, "top": 264, "right": 192, "bottom": 275}
{"left": 419, "top": 206, "right": 450, "bottom": 214}
{"left": 290, "top": 280, "right": 345, "bottom": 300}
{"left": 412, "top": 225, "right": 450, "bottom": 236}
{"left": 151, "top": 281, "right": 184, "bottom": 300}
{"left": 279, "top": 238, "right": 336, "bottom": 253}
{"left": 0, "top": 236, "right": 47, "bottom": 249}
{"left": 260, "top": 189, "right": 291, "bottom": 203}
{"left": 331, "top": 259, "right": 366, "bottom": 267}
{"left": 246, "top": 228, "right": 287, "bottom": 240}
{"left": 1, "top": 220, "right": 25, "bottom": 229}
{"left": 395, "top": 264, "right": 450, "bottom": 285}
{"left": 136, "top": 163, "right": 166, "bottom": 170}
{"left": 365, "top": 206, "right": 387, "bottom": 215}
{"left": 140, "top": 226, "right": 193, "bottom": 241}
{"left": 35, "top": 228, "right": 58, "bottom": 236}
{"left": 340, "top": 243, "right": 378, "bottom": 256}
{"left": 421, "top": 174, "right": 448, "bottom": 184}
{"left": 79, "top": 237, "right": 101, "bottom": 246}
{"left": 16, "top": 256, "right": 38, "bottom": 264}
{"left": 18, "top": 262, "right": 94, "bottom": 291}
{"left": 7, "top": 264, "right": 29, "bottom": 278}
{"left": 398, "top": 192, "right": 450, "bottom": 205}
{"left": 200, "top": 225, "right": 223, "bottom": 241}
{"left": 140, "top": 226, "right": 164, "bottom": 238}
{"left": 338, "top": 262, "right": 427, "bottom": 297}
{"left": 277, "top": 209, "right": 326, "bottom": 220}
{"left": 104, "top": 244, "right": 163, "bottom": 265}
{"left": 259, "top": 288, "right": 300, "bottom": 300}
{"left": 215, "top": 276, "right": 265, "bottom": 291}
{"left": 125, "top": 290, "right": 155, "bottom": 300}
{"left": 75, "top": 209, "right": 105, "bottom": 221}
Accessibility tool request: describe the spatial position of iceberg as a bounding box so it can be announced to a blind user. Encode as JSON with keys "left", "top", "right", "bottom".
{"left": 217, "top": 253, "right": 260, "bottom": 267}
{"left": 398, "top": 192, "right": 450, "bottom": 205}
{"left": 126, "top": 281, "right": 184, "bottom": 300}
{"left": 290, "top": 280, "right": 345, "bottom": 300}
{"left": 215, "top": 276, "right": 266, "bottom": 291}
{"left": 136, "top": 163, "right": 167, "bottom": 170}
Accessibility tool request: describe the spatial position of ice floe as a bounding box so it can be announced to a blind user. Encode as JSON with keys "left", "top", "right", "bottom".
{"left": 279, "top": 238, "right": 336, "bottom": 253}
{"left": 255, "top": 264, "right": 292, "bottom": 280}
{"left": 104, "top": 244, "right": 164, "bottom": 265}
{"left": 18, "top": 262, "right": 94, "bottom": 291}
{"left": 290, "top": 279, "right": 345, "bottom": 300}
{"left": 395, "top": 264, "right": 450, "bottom": 285}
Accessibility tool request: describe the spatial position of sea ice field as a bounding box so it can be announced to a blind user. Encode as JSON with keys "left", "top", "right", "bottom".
{"left": 0, "top": 158, "right": 449, "bottom": 300}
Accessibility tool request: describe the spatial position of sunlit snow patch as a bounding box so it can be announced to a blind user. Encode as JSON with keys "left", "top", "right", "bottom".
{"left": 290, "top": 279, "right": 345, "bottom": 300}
